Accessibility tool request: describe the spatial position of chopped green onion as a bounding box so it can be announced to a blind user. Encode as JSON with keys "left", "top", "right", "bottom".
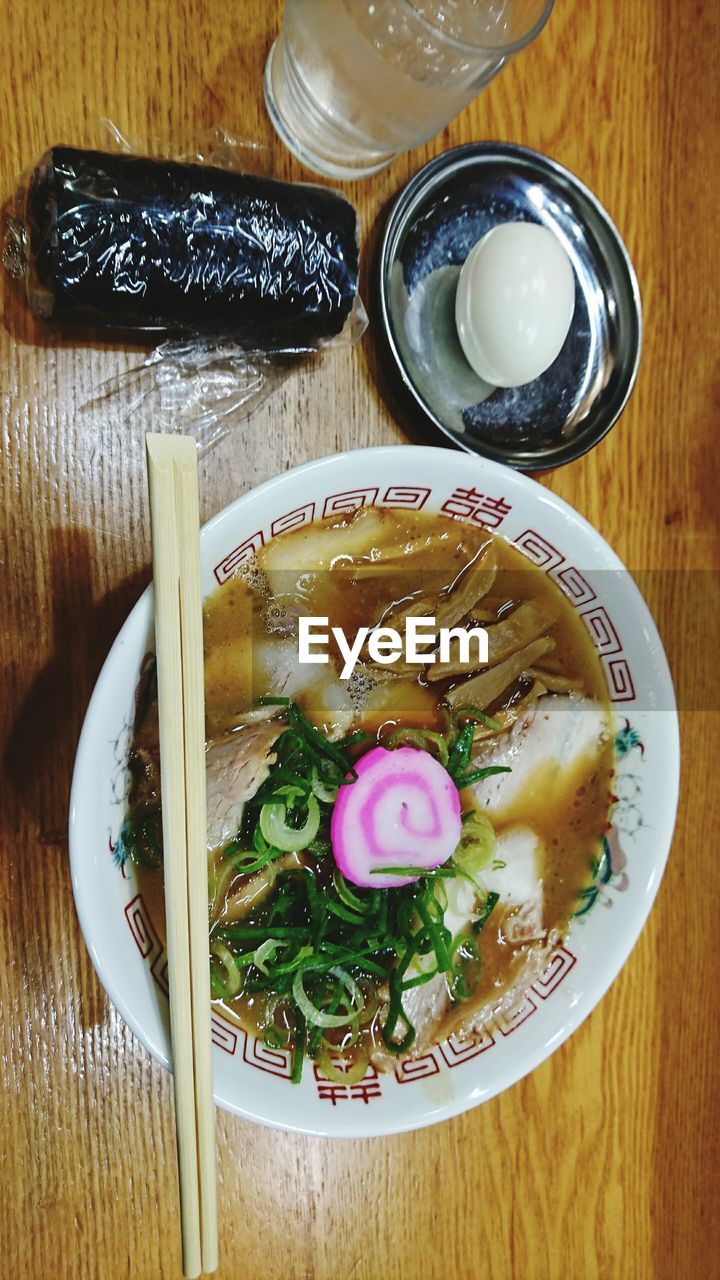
{"left": 306, "top": 950, "right": 388, "bottom": 979}
{"left": 269, "top": 944, "right": 314, "bottom": 977}
{"left": 209, "top": 856, "right": 238, "bottom": 918}
{"left": 259, "top": 794, "right": 321, "bottom": 852}
{"left": 308, "top": 983, "right": 346, "bottom": 1057}
{"left": 123, "top": 807, "right": 164, "bottom": 868}
{"left": 325, "top": 900, "right": 367, "bottom": 926}
{"left": 263, "top": 1026, "right": 287, "bottom": 1050}
{"left": 210, "top": 969, "right": 228, "bottom": 1000}
{"left": 473, "top": 891, "right": 500, "bottom": 934}
{"left": 455, "top": 764, "right": 512, "bottom": 788}
{"left": 210, "top": 939, "right": 242, "bottom": 997}
{"left": 228, "top": 846, "right": 277, "bottom": 875}
{"left": 337, "top": 730, "right": 373, "bottom": 749}
{"left": 199, "top": 700, "right": 513, "bottom": 1083}
{"left": 415, "top": 907, "right": 451, "bottom": 974}
{"left": 452, "top": 706, "right": 502, "bottom": 731}
{"left": 382, "top": 957, "right": 417, "bottom": 1053}
{"left": 400, "top": 968, "right": 440, "bottom": 990}
{"left": 450, "top": 967, "right": 476, "bottom": 1001}
{"left": 316, "top": 1047, "right": 368, "bottom": 1084}
{"left": 247, "top": 768, "right": 313, "bottom": 805}
{"left": 292, "top": 966, "right": 364, "bottom": 1027}
{"left": 253, "top": 938, "right": 285, "bottom": 974}
{"left": 289, "top": 702, "right": 357, "bottom": 779}
{"left": 451, "top": 932, "right": 479, "bottom": 962}
{"left": 290, "top": 1013, "right": 306, "bottom": 1083}
{"left": 385, "top": 727, "right": 449, "bottom": 766}
{"left": 332, "top": 868, "right": 373, "bottom": 913}
{"left": 310, "top": 766, "right": 340, "bottom": 804}
{"left": 219, "top": 924, "right": 309, "bottom": 941}
{"left": 370, "top": 865, "right": 457, "bottom": 878}
{"left": 452, "top": 810, "right": 496, "bottom": 877}
{"left": 446, "top": 721, "right": 475, "bottom": 780}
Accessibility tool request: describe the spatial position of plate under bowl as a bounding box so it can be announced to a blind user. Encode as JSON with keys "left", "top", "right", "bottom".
{"left": 69, "top": 446, "right": 677, "bottom": 1137}
{"left": 379, "top": 144, "right": 642, "bottom": 471}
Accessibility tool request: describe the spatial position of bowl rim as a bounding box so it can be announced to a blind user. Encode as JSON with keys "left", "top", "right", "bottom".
{"left": 379, "top": 142, "right": 643, "bottom": 471}
{"left": 69, "top": 444, "right": 679, "bottom": 1136}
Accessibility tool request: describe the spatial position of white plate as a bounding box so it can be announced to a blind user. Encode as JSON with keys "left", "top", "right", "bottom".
{"left": 69, "top": 446, "right": 679, "bottom": 1137}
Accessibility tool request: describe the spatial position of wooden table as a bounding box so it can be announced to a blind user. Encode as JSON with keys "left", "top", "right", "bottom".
{"left": 2, "top": 2, "right": 718, "bottom": 1277}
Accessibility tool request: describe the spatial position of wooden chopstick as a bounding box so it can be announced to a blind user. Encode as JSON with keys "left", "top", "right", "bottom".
{"left": 174, "top": 441, "right": 219, "bottom": 1275}
{"left": 147, "top": 433, "right": 218, "bottom": 1278}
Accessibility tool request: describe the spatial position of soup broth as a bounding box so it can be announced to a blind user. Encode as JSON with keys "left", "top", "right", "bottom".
{"left": 129, "top": 505, "right": 613, "bottom": 1078}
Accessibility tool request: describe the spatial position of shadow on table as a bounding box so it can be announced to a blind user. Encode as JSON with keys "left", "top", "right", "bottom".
{"left": 1, "top": 526, "right": 149, "bottom": 1030}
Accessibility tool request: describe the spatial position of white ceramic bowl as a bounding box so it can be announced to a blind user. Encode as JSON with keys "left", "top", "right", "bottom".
{"left": 69, "top": 446, "right": 679, "bottom": 1137}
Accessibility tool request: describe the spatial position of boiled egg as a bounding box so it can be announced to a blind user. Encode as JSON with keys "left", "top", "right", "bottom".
{"left": 455, "top": 222, "right": 575, "bottom": 387}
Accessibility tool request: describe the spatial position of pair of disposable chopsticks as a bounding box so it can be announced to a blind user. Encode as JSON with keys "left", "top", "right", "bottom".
{"left": 146, "top": 433, "right": 218, "bottom": 1278}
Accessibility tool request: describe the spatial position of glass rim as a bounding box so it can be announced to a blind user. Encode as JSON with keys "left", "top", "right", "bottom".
{"left": 404, "top": 0, "right": 555, "bottom": 58}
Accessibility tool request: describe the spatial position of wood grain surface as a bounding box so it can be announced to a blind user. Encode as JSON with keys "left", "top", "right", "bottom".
{"left": 1, "top": 2, "right": 718, "bottom": 1278}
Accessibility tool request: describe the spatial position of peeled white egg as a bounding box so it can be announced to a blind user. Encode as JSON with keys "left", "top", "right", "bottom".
{"left": 455, "top": 222, "right": 575, "bottom": 388}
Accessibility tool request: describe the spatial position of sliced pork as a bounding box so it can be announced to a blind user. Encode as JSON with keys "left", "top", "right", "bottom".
{"left": 471, "top": 692, "right": 611, "bottom": 821}
{"left": 371, "top": 824, "right": 548, "bottom": 1062}
{"left": 206, "top": 720, "right": 286, "bottom": 850}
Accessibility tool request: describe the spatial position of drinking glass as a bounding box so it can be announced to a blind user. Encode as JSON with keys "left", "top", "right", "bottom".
{"left": 264, "top": 0, "right": 554, "bottom": 179}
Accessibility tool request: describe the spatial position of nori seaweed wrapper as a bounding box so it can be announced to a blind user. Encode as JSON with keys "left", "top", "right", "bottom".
{"left": 21, "top": 147, "right": 360, "bottom": 347}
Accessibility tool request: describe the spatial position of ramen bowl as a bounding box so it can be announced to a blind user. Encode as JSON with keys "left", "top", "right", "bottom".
{"left": 69, "top": 446, "right": 678, "bottom": 1137}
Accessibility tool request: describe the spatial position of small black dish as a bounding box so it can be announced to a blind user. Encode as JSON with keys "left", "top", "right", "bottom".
{"left": 379, "top": 143, "right": 642, "bottom": 471}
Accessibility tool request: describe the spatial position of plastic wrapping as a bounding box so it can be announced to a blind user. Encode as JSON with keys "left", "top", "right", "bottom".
{"left": 3, "top": 131, "right": 366, "bottom": 451}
